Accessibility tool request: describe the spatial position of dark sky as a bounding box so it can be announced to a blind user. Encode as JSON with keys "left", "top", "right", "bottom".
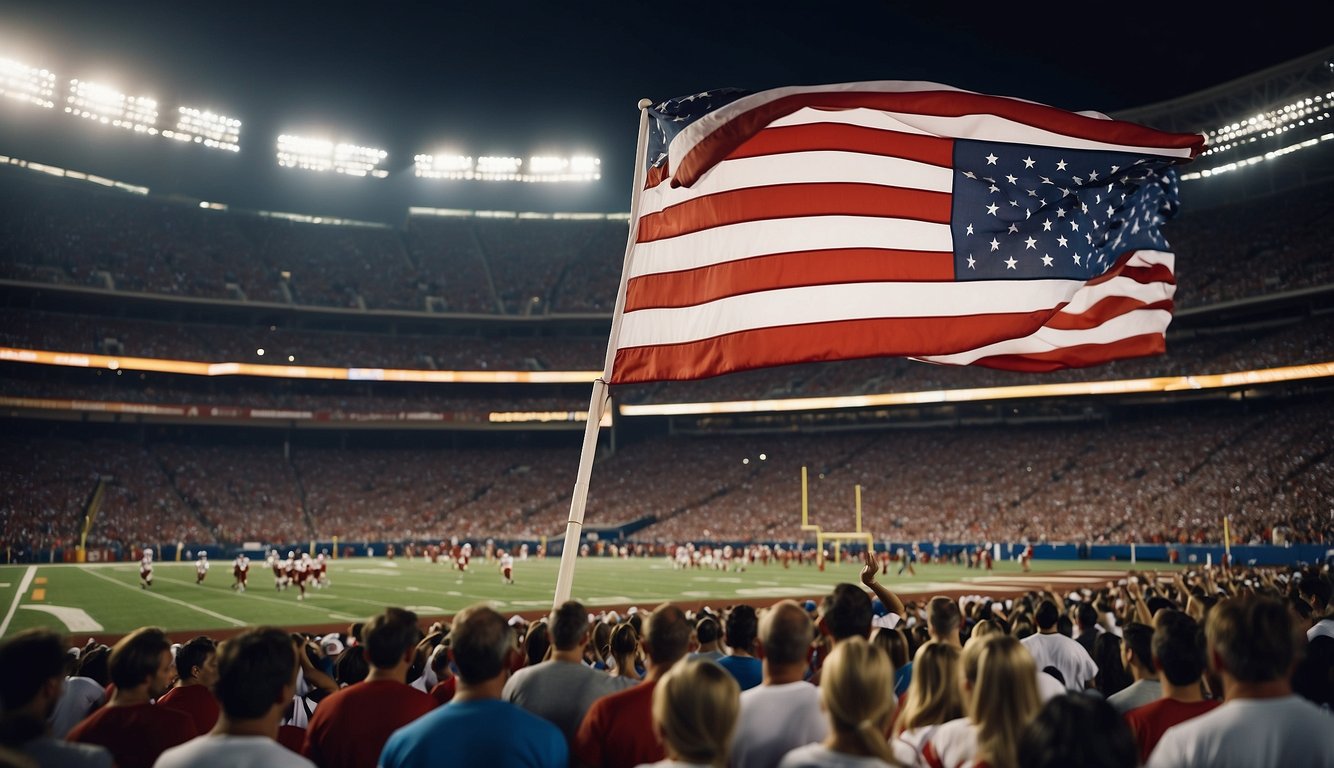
{"left": 2, "top": 1, "right": 1331, "bottom": 211}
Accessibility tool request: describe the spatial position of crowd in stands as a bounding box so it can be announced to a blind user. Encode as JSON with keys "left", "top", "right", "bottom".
{"left": 0, "top": 559, "right": 1329, "bottom": 767}
{"left": 2, "top": 167, "right": 1329, "bottom": 317}
{"left": 0, "top": 170, "right": 630, "bottom": 315}
{"left": 1, "top": 394, "right": 1330, "bottom": 554}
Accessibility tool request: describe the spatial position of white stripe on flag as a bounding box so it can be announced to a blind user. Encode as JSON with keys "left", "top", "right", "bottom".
{"left": 639, "top": 151, "right": 954, "bottom": 215}
{"left": 916, "top": 308, "right": 1174, "bottom": 365}
{"left": 628, "top": 215, "right": 954, "bottom": 279}
{"left": 766, "top": 106, "right": 942, "bottom": 135}
{"left": 1060, "top": 272, "right": 1175, "bottom": 315}
{"left": 617, "top": 278, "right": 1089, "bottom": 348}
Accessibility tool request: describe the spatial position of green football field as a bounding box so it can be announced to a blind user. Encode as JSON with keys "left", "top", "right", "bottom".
{"left": 0, "top": 557, "right": 1174, "bottom": 641}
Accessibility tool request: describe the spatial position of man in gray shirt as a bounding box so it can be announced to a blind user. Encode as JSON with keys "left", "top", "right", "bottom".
{"left": 1108, "top": 622, "right": 1161, "bottom": 713}
{"left": 503, "top": 600, "right": 635, "bottom": 746}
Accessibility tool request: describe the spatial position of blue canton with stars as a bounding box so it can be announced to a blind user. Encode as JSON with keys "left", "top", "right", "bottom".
{"left": 950, "top": 140, "right": 1180, "bottom": 281}
{"left": 645, "top": 88, "right": 750, "bottom": 171}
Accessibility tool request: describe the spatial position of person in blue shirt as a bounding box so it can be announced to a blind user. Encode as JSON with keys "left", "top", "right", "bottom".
{"left": 716, "top": 605, "right": 763, "bottom": 691}
{"left": 378, "top": 604, "right": 567, "bottom": 768}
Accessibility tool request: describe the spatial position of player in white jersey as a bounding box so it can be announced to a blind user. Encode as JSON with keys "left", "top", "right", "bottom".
{"left": 195, "top": 552, "right": 210, "bottom": 584}
{"left": 232, "top": 554, "right": 249, "bottom": 592}
{"left": 139, "top": 547, "right": 154, "bottom": 589}
{"left": 674, "top": 544, "right": 689, "bottom": 570}
{"left": 498, "top": 550, "right": 514, "bottom": 584}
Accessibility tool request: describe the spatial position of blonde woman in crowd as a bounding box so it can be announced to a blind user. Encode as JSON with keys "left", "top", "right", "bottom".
{"left": 892, "top": 643, "right": 964, "bottom": 766}
{"left": 924, "top": 635, "right": 1041, "bottom": 768}
{"left": 638, "top": 658, "right": 740, "bottom": 768}
{"left": 778, "top": 636, "right": 905, "bottom": 767}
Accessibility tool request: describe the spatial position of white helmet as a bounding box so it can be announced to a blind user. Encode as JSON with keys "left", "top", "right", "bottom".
{"left": 144, "top": 547, "right": 153, "bottom": 555}
{"left": 287, "top": 551, "right": 295, "bottom": 558}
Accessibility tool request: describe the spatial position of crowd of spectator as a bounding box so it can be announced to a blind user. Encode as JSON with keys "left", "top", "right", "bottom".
{"left": 0, "top": 170, "right": 631, "bottom": 315}
{"left": 1, "top": 394, "right": 1330, "bottom": 554}
{"left": 2, "top": 166, "right": 1328, "bottom": 318}
{"left": 0, "top": 559, "right": 1329, "bottom": 767}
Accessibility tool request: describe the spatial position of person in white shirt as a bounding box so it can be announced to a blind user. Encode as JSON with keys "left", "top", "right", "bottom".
{"left": 498, "top": 551, "right": 515, "bottom": 584}
{"left": 1020, "top": 600, "right": 1098, "bottom": 690}
{"left": 891, "top": 642, "right": 964, "bottom": 765}
{"left": 1147, "top": 593, "right": 1334, "bottom": 768}
{"left": 925, "top": 635, "right": 1042, "bottom": 768}
{"left": 731, "top": 601, "right": 827, "bottom": 768}
{"left": 777, "top": 636, "right": 900, "bottom": 768}
{"left": 154, "top": 626, "right": 315, "bottom": 768}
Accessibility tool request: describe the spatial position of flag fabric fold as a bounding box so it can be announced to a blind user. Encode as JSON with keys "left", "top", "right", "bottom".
{"left": 608, "top": 81, "right": 1205, "bottom": 385}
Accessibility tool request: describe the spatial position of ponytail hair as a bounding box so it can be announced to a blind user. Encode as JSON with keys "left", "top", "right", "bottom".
{"left": 819, "top": 636, "right": 906, "bottom": 766}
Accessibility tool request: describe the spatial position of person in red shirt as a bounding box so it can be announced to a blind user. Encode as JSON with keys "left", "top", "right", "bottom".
{"left": 302, "top": 607, "right": 436, "bottom": 768}
{"left": 1123, "top": 609, "right": 1220, "bottom": 764}
{"left": 67, "top": 626, "right": 198, "bottom": 768}
{"left": 157, "top": 635, "right": 221, "bottom": 735}
{"left": 573, "top": 603, "right": 693, "bottom": 768}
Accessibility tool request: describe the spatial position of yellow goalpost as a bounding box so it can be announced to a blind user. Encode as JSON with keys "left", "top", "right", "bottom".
{"left": 800, "top": 466, "right": 874, "bottom": 567}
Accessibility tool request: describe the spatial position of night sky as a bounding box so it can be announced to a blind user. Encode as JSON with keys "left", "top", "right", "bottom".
{"left": 2, "top": 1, "right": 1330, "bottom": 212}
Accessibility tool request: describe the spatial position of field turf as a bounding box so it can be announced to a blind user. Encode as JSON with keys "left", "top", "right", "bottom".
{"left": 0, "top": 556, "right": 1175, "bottom": 642}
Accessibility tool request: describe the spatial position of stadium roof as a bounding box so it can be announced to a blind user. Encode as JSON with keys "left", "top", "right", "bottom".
{"left": 2, "top": 2, "right": 1331, "bottom": 213}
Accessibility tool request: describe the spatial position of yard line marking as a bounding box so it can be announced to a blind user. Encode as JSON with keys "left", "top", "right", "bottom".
{"left": 0, "top": 567, "right": 37, "bottom": 638}
{"left": 82, "top": 567, "right": 247, "bottom": 627}
{"left": 20, "top": 605, "right": 103, "bottom": 632}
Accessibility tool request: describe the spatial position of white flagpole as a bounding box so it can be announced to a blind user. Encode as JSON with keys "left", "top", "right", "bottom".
{"left": 552, "top": 98, "right": 655, "bottom": 608}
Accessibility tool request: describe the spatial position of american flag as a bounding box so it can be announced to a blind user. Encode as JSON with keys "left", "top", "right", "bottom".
{"left": 608, "top": 81, "right": 1205, "bottom": 385}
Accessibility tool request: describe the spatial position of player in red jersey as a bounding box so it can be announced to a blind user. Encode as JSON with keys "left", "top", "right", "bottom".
{"left": 316, "top": 550, "right": 330, "bottom": 588}
{"left": 294, "top": 553, "right": 312, "bottom": 601}
{"left": 1020, "top": 543, "right": 1034, "bottom": 572}
{"left": 232, "top": 553, "right": 249, "bottom": 592}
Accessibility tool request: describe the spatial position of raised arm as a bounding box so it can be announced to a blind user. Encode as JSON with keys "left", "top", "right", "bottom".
{"left": 861, "top": 550, "right": 906, "bottom": 618}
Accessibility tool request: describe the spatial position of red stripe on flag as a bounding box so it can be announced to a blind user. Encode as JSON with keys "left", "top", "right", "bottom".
{"left": 610, "top": 312, "right": 1057, "bottom": 384}
{"left": 725, "top": 123, "right": 954, "bottom": 167}
{"left": 644, "top": 164, "right": 669, "bottom": 189}
{"left": 965, "top": 333, "right": 1167, "bottom": 373}
{"left": 637, "top": 183, "right": 952, "bottom": 243}
{"left": 1086, "top": 258, "right": 1174, "bottom": 288}
{"left": 1044, "top": 297, "right": 1175, "bottom": 331}
{"left": 674, "top": 90, "right": 1205, "bottom": 188}
{"left": 624, "top": 248, "right": 957, "bottom": 311}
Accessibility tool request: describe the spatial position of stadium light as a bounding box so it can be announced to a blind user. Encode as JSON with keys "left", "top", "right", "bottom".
{"left": 0, "top": 58, "right": 56, "bottom": 108}
{"left": 416, "top": 152, "right": 601, "bottom": 182}
{"left": 162, "top": 107, "right": 241, "bottom": 152}
{"left": 276, "top": 134, "right": 389, "bottom": 178}
{"left": 414, "top": 153, "right": 474, "bottom": 179}
{"left": 64, "top": 79, "right": 158, "bottom": 133}
{"left": 1201, "top": 90, "right": 1332, "bottom": 157}
{"left": 476, "top": 156, "right": 523, "bottom": 181}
